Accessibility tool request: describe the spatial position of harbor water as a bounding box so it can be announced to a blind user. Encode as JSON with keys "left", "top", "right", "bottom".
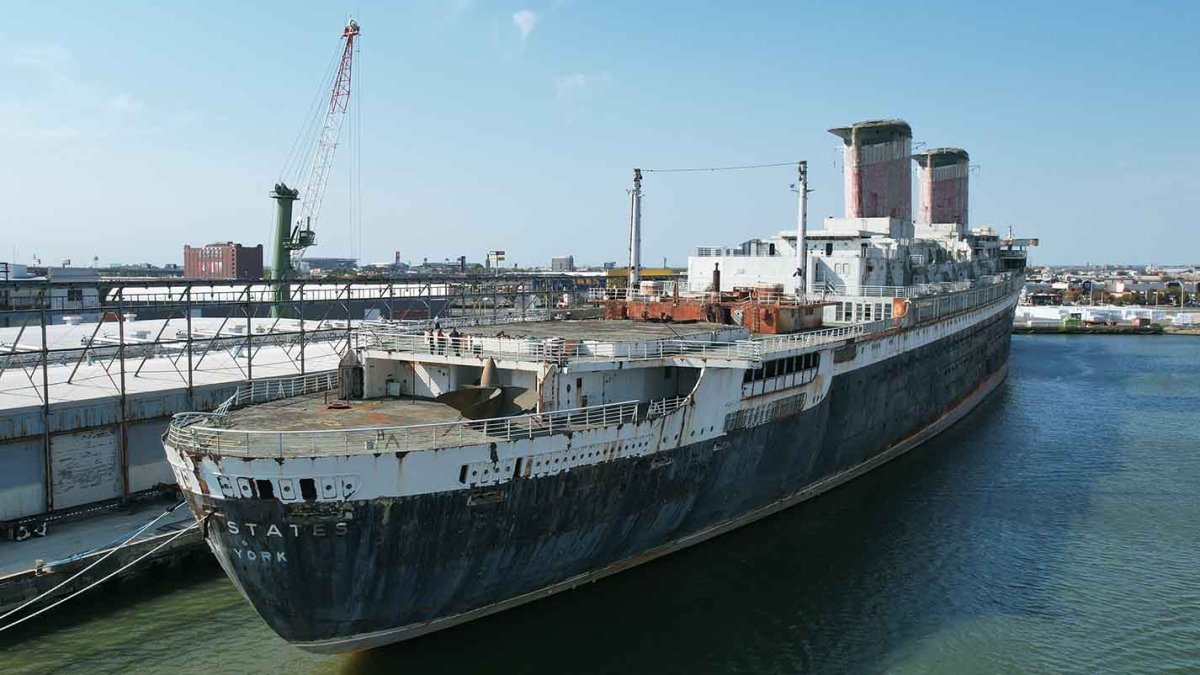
{"left": 2, "top": 334, "right": 1198, "bottom": 674}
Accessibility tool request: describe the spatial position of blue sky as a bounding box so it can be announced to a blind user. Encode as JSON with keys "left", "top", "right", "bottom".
{"left": 1, "top": 0, "right": 1197, "bottom": 268}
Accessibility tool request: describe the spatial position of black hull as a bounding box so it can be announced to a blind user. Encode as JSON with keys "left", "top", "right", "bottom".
{"left": 196, "top": 307, "right": 1015, "bottom": 651}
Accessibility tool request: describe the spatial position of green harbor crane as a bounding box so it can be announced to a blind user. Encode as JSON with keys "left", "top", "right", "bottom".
{"left": 271, "top": 19, "right": 360, "bottom": 317}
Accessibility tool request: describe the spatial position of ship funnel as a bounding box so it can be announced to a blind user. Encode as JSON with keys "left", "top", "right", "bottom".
{"left": 828, "top": 120, "right": 912, "bottom": 220}
{"left": 913, "top": 147, "right": 969, "bottom": 230}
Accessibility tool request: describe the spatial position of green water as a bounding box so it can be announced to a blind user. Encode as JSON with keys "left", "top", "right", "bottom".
{"left": 3, "top": 335, "right": 1199, "bottom": 674}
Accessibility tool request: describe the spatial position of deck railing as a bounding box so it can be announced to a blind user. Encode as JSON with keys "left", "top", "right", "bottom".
{"left": 227, "top": 371, "right": 339, "bottom": 409}
{"left": 907, "top": 274, "right": 1022, "bottom": 325}
{"left": 167, "top": 399, "right": 641, "bottom": 458}
{"left": 357, "top": 325, "right": 761, "bottom": 364}
{"left": 751, "top": 320, "right": 895, "bottom": 356}
{"left": 647, "top": 395, "right": 690, "bottom": 417}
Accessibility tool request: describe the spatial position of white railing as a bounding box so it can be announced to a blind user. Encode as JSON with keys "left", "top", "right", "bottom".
{"left": 168, "top": 371, "right": 339, "bottom": 433}
{"left": 588, "top": 288, "right": 630, "bottom": 301}
{"left": 355, "top": 274, "right": 1017, "bottom": 366}
{"left": 167, "top": 399, "right": 640, "bottom": 458}
{"left": 807, "top": 281, "right": 974, "bottom": 301}
{"left": 358, "top": 326, "right": 573, "bottom": 360}
{"left": 375, "top": 311, "right": 558, "bottom": 332}
{"left": 647, "top": 395, "right": 689, "bottom": 417}
{"left": 752, "top": 320, "right": 894, "bottom": 356}
{"left": 908, "top": 274, "right": 1021, "bottom": 325}
{"left": 358, "top": 325, "right": 760, "bottom": 364}
{"left": 585, "top": 287, "right": 683, "bottom": 302}
{"left": 231, "top": 371, "right": 339, "bottom": 408}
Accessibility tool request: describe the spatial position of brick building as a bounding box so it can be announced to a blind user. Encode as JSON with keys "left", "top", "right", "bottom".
{"left": 183, "top": 242, "right": 264, "bottom": 280}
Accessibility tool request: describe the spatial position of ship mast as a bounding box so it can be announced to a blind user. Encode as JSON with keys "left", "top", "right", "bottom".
{"left": 627, "top": 168, "right": 643, "bottom": 300}
{"left": 794, "top": 160, "right": 809, "bottom": 298}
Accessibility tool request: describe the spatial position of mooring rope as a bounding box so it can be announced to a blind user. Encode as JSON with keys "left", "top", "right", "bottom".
{"left": 0, "top": 502, "right": 193, "bottom": 629}
{"left": 0, "top": 499, "right": 186, "bottom": 619}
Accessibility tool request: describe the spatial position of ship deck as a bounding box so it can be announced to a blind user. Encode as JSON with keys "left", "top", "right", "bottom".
{"left": 175, "top": 390, "right": 639, "bottom": 457}
{"left": 223, "top": 392, "right": 467, "bottom": 432}
{"left": 460, "top": 319, "right": 732, "bottom": 341}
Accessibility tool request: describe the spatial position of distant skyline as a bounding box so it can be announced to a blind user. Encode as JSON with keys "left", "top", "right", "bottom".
{"left": 2, "top": 1, "right": 1198, "bottom": 268}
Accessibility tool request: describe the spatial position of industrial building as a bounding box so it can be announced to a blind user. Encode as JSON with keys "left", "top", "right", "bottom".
{"left": 183, "top": 242, "right": 264, "bottom": 280}
{"left": 0, "top": 265, "right": 102, "bottom": 326}
{"left": 551, "top": 255, "right": 575, "bottom": 272}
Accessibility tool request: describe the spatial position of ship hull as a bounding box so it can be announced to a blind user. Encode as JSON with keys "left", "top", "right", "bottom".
{"left": 187, "top": 305, "right": 1015, "bottom": 652}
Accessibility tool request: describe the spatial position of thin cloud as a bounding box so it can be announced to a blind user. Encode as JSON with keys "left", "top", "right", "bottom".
{"left": 5, "top": 43, "right": 156, "bottom": 142}
{"left": 0, "top": 103, "right": 80, "bottom": 141}
{"left": 513, "top": 10, "right": 538, "bottom": 42}
{"left": 554, "top": 72, "right": 610, "bottom": 99}
{"left": 105, "top": 93, "right": 145, "bottom": 115}
{"left": 11, "top": 44, "right": 73, "bottom": 73}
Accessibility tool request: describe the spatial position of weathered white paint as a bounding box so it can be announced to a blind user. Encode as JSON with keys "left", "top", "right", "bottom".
{"left": 51, "top": 427, "right": 121, "bottom": 509}
{"left": 166, "top": 288, "right": 1018, "bottom": 513}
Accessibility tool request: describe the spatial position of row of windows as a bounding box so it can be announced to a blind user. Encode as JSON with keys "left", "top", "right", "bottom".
{"left": 834, "top": 301, "right": 894, "bottom": 323}
{"left": 743, "top": 352, "right": 820, "bottom": 383}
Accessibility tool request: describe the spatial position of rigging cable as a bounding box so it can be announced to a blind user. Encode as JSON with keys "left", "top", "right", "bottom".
{"left": 279, "top": 41, "right": 344, "bottom": 184}
{"left": 642, "top": 161, "right": 798, "bottom": 173}
{"left": 0, "top": 514, "right": 204, "bottom": 634}
{"left": 0, "top": 500, "right": 186, "bottom": 623}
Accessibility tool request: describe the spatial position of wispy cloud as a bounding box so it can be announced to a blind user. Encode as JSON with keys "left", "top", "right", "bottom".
{"left": 554, "top": 72, "right": 610, "bottom": 99}
{"left": 513, "top": 10, "right": 538, "bottom": 42}
{"left": 4, "top": 43, "right": 156, "bottom": 142}
{"left": 105, "top": 92, "right": 145, "bottom": 115}
{"left": 11, "top": 44, "right": 73, "bottom": 75}
{"left": 0, "top": 102, "right": 81, "bottom": 141}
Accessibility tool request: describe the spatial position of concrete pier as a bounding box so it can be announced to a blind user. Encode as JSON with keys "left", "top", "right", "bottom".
{"left": 0, "top": 497, "right": 208, "bottom": 618}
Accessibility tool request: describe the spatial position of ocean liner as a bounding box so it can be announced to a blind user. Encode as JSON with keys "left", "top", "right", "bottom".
{"left": 163, "top": 120, "right": 1035, "bottom": 652}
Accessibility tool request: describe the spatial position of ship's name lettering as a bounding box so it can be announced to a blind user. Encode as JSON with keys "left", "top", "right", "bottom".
{"left": 231, "top": 548, "right": 287, "bottom": 563}
{"left": 226, "top": 521, "right": 349, "bottom": 537}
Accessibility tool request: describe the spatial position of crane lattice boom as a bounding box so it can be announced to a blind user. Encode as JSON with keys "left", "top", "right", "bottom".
{"left": 289, "top": 18, "right": 360, "bottom": 259}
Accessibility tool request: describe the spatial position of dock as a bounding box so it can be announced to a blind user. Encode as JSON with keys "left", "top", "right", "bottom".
{"left": 0, "top": 495, "right": 209, "bottom": 618}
